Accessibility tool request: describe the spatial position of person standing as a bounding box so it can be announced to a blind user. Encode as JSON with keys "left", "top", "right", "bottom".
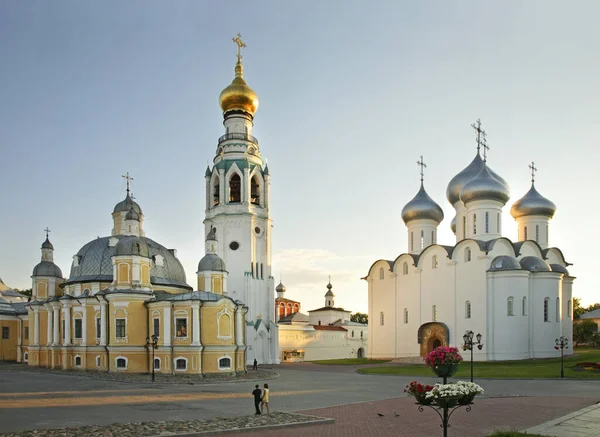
{"left": 252, "top": 385, "right": 262, "bottom": 415}
{"left": 253, "top": 358, "right": 258, "bottom": 371}
{"left": 261, "top": 383, "right": 270, "bottom": 415}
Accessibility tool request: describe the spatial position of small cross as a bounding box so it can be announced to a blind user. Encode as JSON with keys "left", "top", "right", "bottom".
{"left": 130, "top": 192, "right": 136, "bottom": 201}
{"left": 44, "top": 227, "right": 51, "bottom": 239}
{"left": 529, "top": 161, "right": 537, "bottom": 183}
{"left": 481, "top": 135, "right": 490, "bottom": 163}
{"left": 417, "top": 155, "right": 427, "bottom": 182}
{"left": 122, "top": 172, "right": 134, "bottom": 195}
{"left": 471, "top": 118, "right": 486, "bottom": 153}
{"left": 232, "top": 33, "right": 247, "bottom": 60}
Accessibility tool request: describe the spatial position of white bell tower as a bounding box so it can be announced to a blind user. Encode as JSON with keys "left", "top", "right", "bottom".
{"left": 203, "top": 34, "right": 279, "bottom": 364}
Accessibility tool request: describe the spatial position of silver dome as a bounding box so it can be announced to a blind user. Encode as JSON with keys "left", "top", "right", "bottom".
{"left": 450, "top": 216, "right": 457, "bottom": 234}
{"left": 66, "top": 236, "right": 189, "bottom": 289}
{"left": 41, "top": 238, "right": 54, "bottom": 250}
{"left": 125, "top": 208, "right": 140, "bottom": 222}
{"left": 446, "top": 153, "right": 509, "bottom": 205}
{"left": 401, "top": 183, "right": 444, "bottom": 224}
{"left": 519, "top": 256, "right": 551, "bottom": 272}
{"left": 460, "top": 165, "right": 510, "bottom": 205}
{"left": 510, "top": 183, "right": 556, "bottom": 219}
{"left": 113, "top": 194, "right": 143, "bottom": 215}
{"left": 33, "top": 261, "right": 63, "bottom": 278}
{"left": 550, "top": 264, "right": 569, "bottom": 275}
{"left": 489, "top": 255, "right": 521, "bottom": 271}
{"left": 197, "top": 254, "right": 227, "bottom": 272}
{"left": 116, "top": 236, "right": 150, "bottom": 257}
{"left": 276, "top": 281, "right": 286, "bottom": 293}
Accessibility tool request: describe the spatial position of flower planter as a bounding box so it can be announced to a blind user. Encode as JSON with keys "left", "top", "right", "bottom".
{"left": 432, "top": 363, "right": 459, "bottom": 378}
{"left": 458, "top": 393, "right": 476, "bottom": 405}
{"left": 433, "top": 397, "right": 459, "bottom": 408}
{"left": 415, "top": 393, "right": 433, "bottom": 405}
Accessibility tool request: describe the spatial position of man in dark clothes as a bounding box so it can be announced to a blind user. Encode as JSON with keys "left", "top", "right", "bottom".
{"left": 252, "top": 384, "right": 262, "bottom": 414}
{"left": 253, "top": 358, "right": 258, "bottom": 370}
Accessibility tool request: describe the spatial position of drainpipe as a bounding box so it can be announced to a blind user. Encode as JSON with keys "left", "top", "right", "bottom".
{"left": 199, "top": 301, "right": 205, "bottom": 377}
{"left": 170, "top": 302, "right": 175, "bottom": 375}
{"left": 16, "top": 315, "right": 24, "bottom": 363}
{"left": 101, "top": 294, "right": 110, "bottom": 373}
{"left": 145, "top": 301, "right": 150, "bottom": 376}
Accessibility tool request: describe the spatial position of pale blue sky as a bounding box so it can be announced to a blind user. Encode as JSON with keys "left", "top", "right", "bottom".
{"left": 1, "top": 1, "right": 599, "bottom": 313}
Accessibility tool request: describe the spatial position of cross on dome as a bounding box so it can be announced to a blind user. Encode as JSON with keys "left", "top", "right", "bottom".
{"left": 44, "top": 227, "right": 51, "bottom": 239}
{"left": 417, "top": 155, "right": 427, "bottom": 183}
{"left": 122, "top": 172, "right": 134, "bottom": 195}
{"left": 232, "top": 33, "right": 247, "bottom": 60}
{"left": 529, "top": 161, "right": 538, "bottom": 183}
{"left": 471, "top": 118, "right": 486, "bottom": 154}
{"left": 482, "top": 136, "right": 490, "bottom": 163}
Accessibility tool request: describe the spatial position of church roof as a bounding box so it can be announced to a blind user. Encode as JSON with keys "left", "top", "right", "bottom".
{"left": 278, "top": 312, "right": 309, "bottom": 323}
{"left": 32, "top": 261, "right": 63, "bottom": 279}
{"left": 313, "top": 325, "right": 347, "bottom": 331}
{"left": 276, "top": 297, "right": 300, "bottom": 305}
{"left": 308, "top": 306, "right": 349, "bottom": 313}
{"left": 580, "top": 308, "right": 600, "bottom": 319}
{"left": 151, "top": 290, "right": 244, "bottom": 306}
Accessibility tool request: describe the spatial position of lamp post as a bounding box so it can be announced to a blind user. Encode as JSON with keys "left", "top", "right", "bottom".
{"left": 555, "top": 336, "right": 568, "bottom": 379}
{"left": 462, "top": 331, "right": 483, "bottom": 383}
{"left": 145, "top": 334, "right": 159, "bottom": 382}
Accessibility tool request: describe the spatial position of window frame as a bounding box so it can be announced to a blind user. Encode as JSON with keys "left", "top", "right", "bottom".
{"left": 465, "top": 301, "right": 471, "bottom": 319}
{"left": 404, "top": 308, "right": 409, "bottom": 324}
{"left": 153, "top": 318, "right": 160, "bottom": 338}
{"left": 74, "top": 318, "right": 83, "bottom": 339}
{"left": 507, "top": 297, "right": 514, "bottom": 316}
{"left": 522, "top": 297, "right": 528, "bottom": 316}
{"left": 218, "top": 356, "right": 232, "bottom": 370}
{"left": 175, "top": 317, "right": 188, "bottom": 338}
{"left": 544, "top": 297, "right": 549, "bottom": 322}
{"left": 115, "top": 356, "right": 128, "bottom": 369}
{"left": 115, "top": 319, "right": 127, "bottom": 339}
{"left": 1, "top": 327, "right": 9, "bottom": 339}
{"left": 175, "top": 357, "right": 188, "bottom": 371}
{"left": 380, "top": 311, "right": 384, "bottom": 326}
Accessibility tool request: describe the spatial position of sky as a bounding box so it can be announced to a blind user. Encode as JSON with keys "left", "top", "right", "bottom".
{"left": 1, "top": 1, "right": 599, "bottom": 313}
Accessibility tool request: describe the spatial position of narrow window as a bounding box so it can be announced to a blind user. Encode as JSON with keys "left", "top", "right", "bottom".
{"left": 556, "top": 297, "right": 560, "bottom": 321}
{"left": 260, "top": 263, "right": 264, "bottom": 279}
{"left": 524, "top": 226, "right": 528, "bottom": 240}
{"left": 522, "top": 297, "right": 528, "bottom": 316}
{"left": 432, "top": 305, "right": 438, "bottom": 321}
{"left": 24, "top": 327, "right": 29, "bottom": 340}
{"left": 251, "top": 262, "right": 254, "bottom": 278}
{"left": 544, "top": 298, "right": 549, "bottom": 322}
{"left": 432, "top": 255, "right": 438, "bottom": 269}
{"left": 352, "top": 330, "right": 354, "bottom": 337}
{"left": 176, "top": 318, "right": 188, "bottom": 337}
{"left": 380, "top": 312, "right": 384, "bottom": 326}
{"left": 153, "top": 358, "right": 160, "bottom": 370}
{"left": 96, "top": 318, "right": 101, "bottom": 339}
{"left": 485, "top": 212, "right": 489, "bottom": 233}
{"left": 404, "top": 308, "right": 409, "bottom": 324}
{"left": 75, "top": 356, "right": 82, "bottom": 366}
{"left": 153, "top": 318, "right": 160, "bottom": 338}
{"left": 568, "top": 299, "right": 572, "bottom": 318}
{"left": 465, "top": 301, "right": 471, "bottom": 319}
{"left": 24, "top": 352, "right": 29, "bottom": 362}
{"left": 536, "top": 225, "right": 539, "bottom": 242}
{"left": 507, "top": 297, "right": 514, "bottom": 316}
{"left": 402, "top": 262, "right": 408, "bottom": 275}
{"left": 250, "top": 176, "right": 260, "bottom": 205}
{"left": 546, "top": 225, "right": 549, "bottom": 244}
{"left": 431, "top": 230, "right": 435, "bottom": 244}
{"left": 361, "top": 331, "right": 364, "bottom": 338}
{"left": 213, "top": 179, "right": 220, "bottom": 206}
{"left": 62, "top": 320, "right": 65, "bottom": 339}
{"left": 462, "top": 216, "right": 466, "bottom": 239}
{"left": 420, "top": 230, "right": 424, "bottom": 249}
{"left": 74, "top": 319, "right": 82, "bottom": 339}
{"left": 116, "top": 319, "right": 126, "bottom": 338}
{"left": 96, "top": 356, "right": 101, "bottom": 367}
{"left": 176, "top": 358, "right": 187, "bottom": 370}
{"left": 116, "top": 358, "right": 127, "bottom": 368}
{"left": 1, "top": 327, "right": 9, "bottom": 339}
{"left": 473, "top": 213, "right": 477, "bottom": 235}
{"left": 465, "top": 248, "right": 471, "bottom": 262}
{"left": 379, "top": 267, "right": 384, "bottom": 279}
{"left": 410, "top": 232, "right": 414, "bottom": 251}
{"left": 497, "top": 213, "right": 500, "bottom": 233}
{"left": 228, "top": 174, "right": 241, "bottom": 203}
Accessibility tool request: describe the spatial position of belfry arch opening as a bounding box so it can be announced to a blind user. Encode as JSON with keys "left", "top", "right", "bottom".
{"left": 250, "top": 175, "right": 260, "bottom": 205}
{"left": 213, "top": 176, "right": 220, "bottom": 206}
{"left": 229, "top": 174, "right": 241, "bottom": 203}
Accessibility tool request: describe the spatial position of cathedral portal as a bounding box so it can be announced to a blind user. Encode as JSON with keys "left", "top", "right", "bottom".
{"left": 417, "top": 322, "right": 450, "bottom": 357}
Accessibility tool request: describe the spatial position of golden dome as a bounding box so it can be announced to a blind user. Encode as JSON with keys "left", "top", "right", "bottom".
{"left": 219, "top": 58, "right": 259, "bottom": 117}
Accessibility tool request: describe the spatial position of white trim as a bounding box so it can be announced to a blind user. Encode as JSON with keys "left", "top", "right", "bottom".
{"left": 218, "top": 355, "right": 232, "bottom": 370}
{"left": 115, "top": 317, "right": 128, "bottom": 343}
{"left": 74, "top": 354, "right": 83, "bottom": 368}
{"left": 174, "top": 356, "right": 188, "bottom": 372}
{"left": 217, "top": 308, "right": 233, "bottom": 340}
{"left": 115, "top": 355, "right": 128, "bottom": 370}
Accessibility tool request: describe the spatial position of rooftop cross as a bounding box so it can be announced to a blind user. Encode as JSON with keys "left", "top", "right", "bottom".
{"left": 481, "top": 135, "right": 490, "bottom": 163}
{"left": 232, "top": 33, "right": 247, "bottom": 61}
{"left": 44, "top": 227, "right": 51, "bottom": 239}
{"left": 529, "top": 161, "right": 538, "bottom": 183}
{"left": 471, "top": 118, "right": 486, "bottom": 154}
{"left": 417, "top": 155, "right": 427, "bottom": 183}
{"left": 122, "top": 172, "right": 134, "bottom": 195}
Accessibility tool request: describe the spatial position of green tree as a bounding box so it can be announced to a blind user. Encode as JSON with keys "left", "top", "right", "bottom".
{"left": 573, "top": 319, "right": 598, "bottom": 347}
{"left": 573, "top": 297, "right": 585, "bottom": 319}
{"left": 14, "top": 288, "right": 32, "bottom": 298}
{"left": 350, "top": 312, "right": 368, "bottom": 324}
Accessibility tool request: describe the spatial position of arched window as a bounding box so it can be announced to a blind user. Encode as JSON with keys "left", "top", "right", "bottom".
{"left": 361, "top": 330, "right": 363, "bottom": 338}
{"left": 228, "top": 174, "right": 241, "bottom": 203}
{"left": 556, "top": 297, "right": 560, "bottom": 321}
{"left": 497, "top": 213, "right": 500, "bottom": 233}
{"left": 420, "top": 230, "right": 424, "bottom": 249}
{"left": 175, "top": 358, "right": 187, "bottom": 370}
{"left": 116, "top": 357, "right": 127, "bottom": 369}
{"left": 465, "top": 301, "right": 471, "bottom": 319}
{"left": 250, "top": 175, "right": 260, "bottom": 205}
{"left": 568, "top": 299, "right": 572, "bottom": 318}
{"left": 522, "top": 297, "right": 528, "bottom": 316}
{"left": 485, "top": 212, "right": 489, "bottom": 233}
{"left": 154, "top": 358, "right": 160, "bottom": 370}
{"left": 402, "top": 262, "right": 408, "bottom": 275}
{"left": 473, "top": 213, "right": 477, "bottom": 235}
{"left": 404, "top": 308, "right": 408, "bottom": 324}
{"left": 544, "top": 297, "right": 549, "bottom": 322}
{"left": 410, "top": 232, "right": 414, "bottom": 251}
{"left": 546, "top": 225, "right": 549, "bottom": 243}
{"left": 462, "top": 216, "right": 466, "bottom": 239}
{"left": 213, "top": 177, "right": 220, "bottom": 206}
{"left": 524, "top": 226, "right": 528, "bottom": 240}
{"left": 431, "top": 230, "right": 435, "bottom": 244}
{"left": 75, "top": 355, "right": 82, "bottom": 367}
{"left": 379, "top": 268, "right": 384, "bottom": 279}
{"left": 507, "top": 297, "right": 514, "bottom": 316}
{"left": 432, "top": 305, "right": 438, "bottom": 321}
{"left": 380, "top": 312, "right": 384, "bottom": 326}
{"left": 432, "top": 255, "right": 438, "bottom": 269}
{"left": 24, "top": 352, "right": 29, "bottom": 362}
{"left": 218, "top": 357, "right": 232, "bottom": 370}
{"left": 536, "top": 225, "right": 539, "bottom": 242}
{"left": 465, "top": 248, "right": 472, "bottom": 262}
{"left": 352, "top": 330, "right": 354, "bottom": 337}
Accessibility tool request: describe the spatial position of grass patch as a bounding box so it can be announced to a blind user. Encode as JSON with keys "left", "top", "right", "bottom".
{"left": 487, "top": 432, "right": 551, "bottom": 437}
{"left": 358, "top": 348, "right": 600, "bottom": 379}
{"left": 310, "top": 358, "right": 390, "bottom": 365}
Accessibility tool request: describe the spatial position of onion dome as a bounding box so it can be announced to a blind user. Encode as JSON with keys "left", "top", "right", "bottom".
{"left": 325, "top": 281, "right": 334, "bottom": 297}
{"left": 33, "top": 261, "right": 63, "bottom": 278}
{"left": 197, "top": 254, "right": 227, "bottom": 273}
{"left": 41, "top": 237, "right": 54, "bottom": 250}
{"left": 460, "top": 165, "right": 510, "bottom": 205}
{"left": 510, "top": 184, "right": 556, "bottom": 219}
{"left": 276, "top": 281, "right": 286, "bottom": 293}
{"left": 519, "top": 256, "right": 551, "bottom": 272}
{"left": 219, "top": 58, "right": 259, "bottom": 117}
{"left": 550, "top": 264, "right": 569, "bottom": 275}
{"left": 125, "top": 208, "right": 140, "bottom": 222}
{"left": 450, "top": 216, "right": 457, "bottom": 234}
{"left": 446, "top": 154, "right": 509, "bottom": 205}
{"left": 401, "top": 183, "right": 444, "bottom": 224}
{"left": 489, "top": 255, "right": 521, "bottom": 271}
{"left": 113, "top": 193, "right": 143, "bottom": 215}
{"left": 116, "top": 236, "right": 150, "bottom": 258}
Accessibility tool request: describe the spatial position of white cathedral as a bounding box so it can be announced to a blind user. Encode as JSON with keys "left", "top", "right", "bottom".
{"left": 366, "top": 123, "right": 574, "bottom": 361}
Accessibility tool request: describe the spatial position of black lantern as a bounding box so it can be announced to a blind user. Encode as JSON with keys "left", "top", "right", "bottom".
{"left": 555, "top": 336, "right": 568, "bottom": 379}
{"left": 145, "top": 334, "right": 159, "bottom": 382}
{"left": 462, "top": 330, "right": 483, "bottom": 383}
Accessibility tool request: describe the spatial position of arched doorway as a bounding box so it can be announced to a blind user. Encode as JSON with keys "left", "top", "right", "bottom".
{"left": 357, "top": 348, "right": 364, "bottom": 358}
{"left": 417, "top": 322, "right": 450, "bottom": 357}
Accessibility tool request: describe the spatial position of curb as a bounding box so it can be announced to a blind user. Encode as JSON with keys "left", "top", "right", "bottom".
{"left": 524, "top": 402, "right": 600, "bottom": 434}
{"left": 146, "top": 416, "right": 335, "bottom": 437}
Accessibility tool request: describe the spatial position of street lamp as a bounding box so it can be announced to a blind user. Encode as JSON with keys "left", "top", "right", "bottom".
{"left": 555, "top": 336, "right": 568, "bottom": 379}
{"left": 462, "top": 331, "right": 483, "bottom": 383}
{"left": 145, "top": 334, "right": 159, "bottom": 382}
